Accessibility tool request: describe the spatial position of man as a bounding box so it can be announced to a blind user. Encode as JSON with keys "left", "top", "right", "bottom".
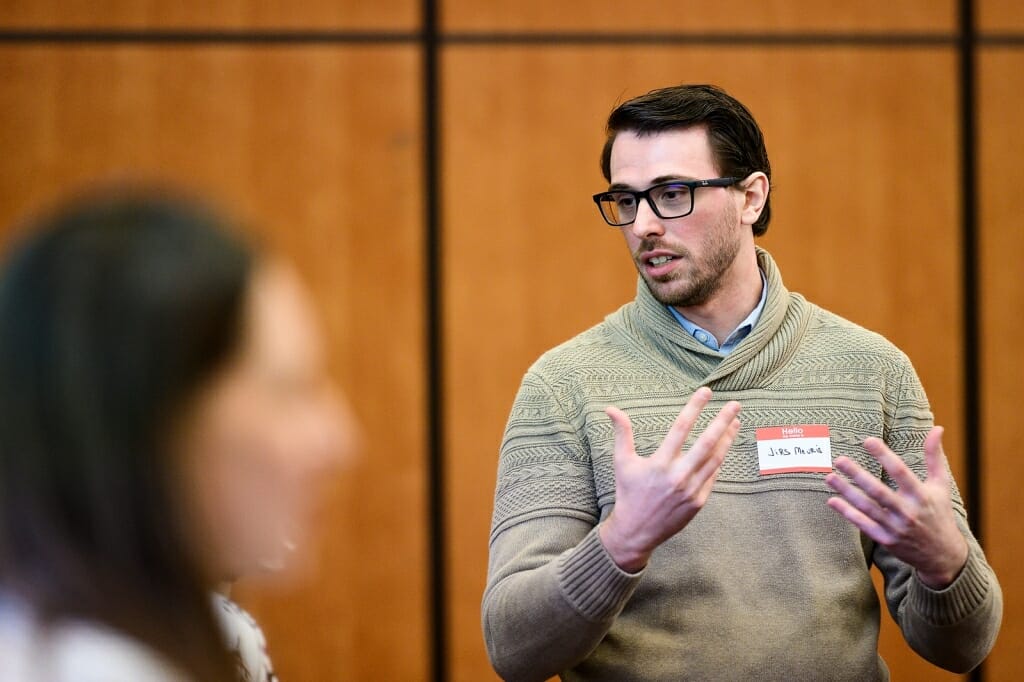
{"left": 482, "top": 84, "right": 1002, "bottom": 681}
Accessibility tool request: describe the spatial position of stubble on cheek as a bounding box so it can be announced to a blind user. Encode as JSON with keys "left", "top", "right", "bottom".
{"left": 636, "top": 218, "right": 742, "bottom": 308}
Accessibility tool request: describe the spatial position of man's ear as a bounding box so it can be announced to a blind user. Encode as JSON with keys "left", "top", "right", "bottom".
{"left": 738, "top": 172, "right": 769, "bottom": 227}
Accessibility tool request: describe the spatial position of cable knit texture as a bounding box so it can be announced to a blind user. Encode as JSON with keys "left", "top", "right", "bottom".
{"left": 483, "top": 248, "right": 1002, "bottom": 682}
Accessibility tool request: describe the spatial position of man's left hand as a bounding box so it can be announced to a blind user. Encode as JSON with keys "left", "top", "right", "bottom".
{"left": 825, "top": 426, "right": 969, "bottom": 589}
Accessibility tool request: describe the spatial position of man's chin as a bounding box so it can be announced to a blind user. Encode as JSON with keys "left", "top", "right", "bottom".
{"left": 643, "top": 276, "right": 688, "bottom": 306}
{"left": 644, "top": 275, "right": 717, "bottom": 309}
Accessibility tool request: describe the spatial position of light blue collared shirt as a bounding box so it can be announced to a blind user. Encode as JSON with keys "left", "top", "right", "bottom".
{"left": 668, "top": 269, "right": 768, "bottom": 355}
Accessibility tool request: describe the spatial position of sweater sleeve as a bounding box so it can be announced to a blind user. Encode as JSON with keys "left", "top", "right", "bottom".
{"left": 482, "top": 371, "right": 642, "bottom": 682}
{"left": 873, "top": 357, "right": 1002, "bottom": 673}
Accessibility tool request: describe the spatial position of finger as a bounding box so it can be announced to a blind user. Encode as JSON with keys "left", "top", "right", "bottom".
{"left": 864, "top": 437, "right": 924, "bottom": 495}
{"left": 923, "top": 426, "right": 950, "bottom": 485}
{"left": 826, "top": 497, "right": 897, "bottom": 546}
{"left": 692, "top": 437, "right": 731, "bottom": 505}
{"left": 832, "top": 455, "right": 908, "bottom": 515}
{"left": 605, "top": 406, "right": 638, "bottom": 466}
{"left": 676, "top": 401, "right": 742, "bottom": 474}
{"left": 656, "top": 387, "right": 713, "bottom": 461}
{"left": 686, "top": 418, "right": 739, "bottom": 509}
{"left": 825, "top": 470, "right": 894, "bottom": 528}
{"left": 690, "top": 415, "right": 740, "bottom": 483}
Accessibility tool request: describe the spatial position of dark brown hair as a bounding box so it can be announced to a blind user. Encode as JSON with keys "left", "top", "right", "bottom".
{"left": 601, "top": 84, "right": 773, "bottom": 236}
{"left": 0, "top": 187, "right": 251, "bottom": 680}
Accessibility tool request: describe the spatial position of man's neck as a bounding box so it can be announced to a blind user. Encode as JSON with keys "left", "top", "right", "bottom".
{"left": 672, "top": 251, "right": 763, "bottom": 345}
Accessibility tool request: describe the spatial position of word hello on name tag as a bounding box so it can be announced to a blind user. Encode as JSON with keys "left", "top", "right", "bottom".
{"left": 755, "top": 425, "right": 833, "bottom": 475}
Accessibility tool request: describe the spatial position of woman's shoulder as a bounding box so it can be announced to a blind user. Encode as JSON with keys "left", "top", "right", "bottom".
{"left": 0, "top": 595, "right": 189, "bottom": 682}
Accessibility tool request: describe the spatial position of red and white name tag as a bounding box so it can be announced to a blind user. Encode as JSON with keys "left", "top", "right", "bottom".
{"left": 755, "top": 425, "right": 832, "bottom": 475}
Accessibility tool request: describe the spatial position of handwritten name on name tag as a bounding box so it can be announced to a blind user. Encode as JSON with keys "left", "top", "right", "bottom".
{"left": 755, "top": 424, "right": 832, "bottom": 475}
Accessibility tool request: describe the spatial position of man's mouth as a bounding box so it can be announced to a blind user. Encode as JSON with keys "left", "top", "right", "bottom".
{"left": 649, "top": 255, "right": 675, "bottom": 266}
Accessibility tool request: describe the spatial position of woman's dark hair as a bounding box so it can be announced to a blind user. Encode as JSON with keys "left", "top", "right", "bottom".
{"left": 600, "top": 84, "right": 773, "bottom": 236}
{"left": 0, "top": 187, "right": 254, "bottom": 680}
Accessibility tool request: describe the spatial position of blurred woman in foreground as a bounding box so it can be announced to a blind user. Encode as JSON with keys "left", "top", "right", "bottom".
{"left": 0, "top": 189, "right": 353, "bottom": 680}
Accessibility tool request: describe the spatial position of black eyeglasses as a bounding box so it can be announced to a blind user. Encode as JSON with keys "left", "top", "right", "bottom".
{"left": 592, "top": 177, "right": 739, "bottom": 227}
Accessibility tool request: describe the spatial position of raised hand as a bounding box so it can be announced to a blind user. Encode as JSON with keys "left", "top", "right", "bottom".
{"left": 598, "top": 387, "right": 742, "bottom": 572}
{"left": 825, "top": 426, "right": 969, "bottom": 589}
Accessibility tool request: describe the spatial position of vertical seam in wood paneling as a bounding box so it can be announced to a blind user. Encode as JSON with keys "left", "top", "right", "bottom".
{"left": 959, "top": 1, "right": 983, "bottom": 681}
{"left": 422, "top": 0, "right": 447, "bottom": 681}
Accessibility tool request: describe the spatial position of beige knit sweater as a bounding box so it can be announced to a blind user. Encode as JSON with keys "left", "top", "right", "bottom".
{"left": 483, "top": 248, "right": 1002, "bottom": 682}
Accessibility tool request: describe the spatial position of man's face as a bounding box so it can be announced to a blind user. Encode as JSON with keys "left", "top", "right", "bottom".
{"left": 608, "top": 127, "right": 746, "bottom": 309}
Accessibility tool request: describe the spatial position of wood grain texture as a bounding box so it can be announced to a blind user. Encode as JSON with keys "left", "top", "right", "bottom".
{"left": 978, "top": 0, "right": 1024, "bottom": 33}
{"left": 0, "top": 0, "right": 417, "bottom": 30}
{"left": 442, "top": 0, "right": 954, "bottom": 34}
{"left": 0, "top": 44, "right": 428, "bottom": 681}
{"left": 979, "top": 48, "right": 1024, "bottom": 682}
{"left": 442, "top": 45, "right": 964, "bottom": 682}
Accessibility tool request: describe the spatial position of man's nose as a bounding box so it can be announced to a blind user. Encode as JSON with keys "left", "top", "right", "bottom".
{"left": 629, "top": 197, "right": 665, "bottom": 239}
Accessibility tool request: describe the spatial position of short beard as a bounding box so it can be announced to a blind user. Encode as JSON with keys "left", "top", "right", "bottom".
{"left": 636, "top": 208, "right": 743, "bottom": 308}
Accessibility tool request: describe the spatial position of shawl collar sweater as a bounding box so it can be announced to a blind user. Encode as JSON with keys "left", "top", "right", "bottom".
{"left": 483, "top": 248, "right": 1001, "bottom": 682}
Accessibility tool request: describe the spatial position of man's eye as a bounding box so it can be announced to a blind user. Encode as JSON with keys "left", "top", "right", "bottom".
{"left": 614, "top": 195, "right": 635, "bottom": 208}
{"left": 659, "top": 186, "right": 689, "bottom": 203}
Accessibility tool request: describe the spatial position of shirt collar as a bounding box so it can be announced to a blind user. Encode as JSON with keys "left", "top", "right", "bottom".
{"left": 668, "top": 268, "right": 769, "bottom": 355}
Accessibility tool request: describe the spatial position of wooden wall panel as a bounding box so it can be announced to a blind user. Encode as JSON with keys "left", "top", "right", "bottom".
{"left": 443, "top": 45, "right": 963, "bottom": 682}
{"left": 979, "top": 48, "right": 1024, "bottom": 682}
{"left": 0, "top": 45, "right": 428, "bottom": 681}
{"left": 442, "top": 0, "right": 954, "bottom": 33}
{"left": 0, "top": 0, "right": 417, "bottom": 30}
{"left": 978, "top": 0, "right": 1024, "bottom": 33}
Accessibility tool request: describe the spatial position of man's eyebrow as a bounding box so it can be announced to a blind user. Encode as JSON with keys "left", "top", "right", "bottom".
{"left": 606, "top": 175, "right": 697, "bottom": 191}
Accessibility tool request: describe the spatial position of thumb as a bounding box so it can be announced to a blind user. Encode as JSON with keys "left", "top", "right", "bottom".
{"left": 924, "top": 425, "right": 949, "bottom": 485}
{"left": 605, "top": 406, "right": 637, "bottom": 467}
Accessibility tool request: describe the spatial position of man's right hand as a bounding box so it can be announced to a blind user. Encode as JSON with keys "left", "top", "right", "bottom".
{"left": 598, "top": 387, "right": 741, "bottom": 572}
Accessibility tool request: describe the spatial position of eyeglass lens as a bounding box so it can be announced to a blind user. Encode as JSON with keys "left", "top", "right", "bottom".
{"left": 598, "top": 183, "right": 693, "bottom": 225}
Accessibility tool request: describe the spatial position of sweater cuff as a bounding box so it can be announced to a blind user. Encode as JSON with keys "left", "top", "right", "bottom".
{"left": 908, "top": 546, "right": 992, "bottom": 626}
{"left": 556, "top": 527, "right": 643, "bottom": 623}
